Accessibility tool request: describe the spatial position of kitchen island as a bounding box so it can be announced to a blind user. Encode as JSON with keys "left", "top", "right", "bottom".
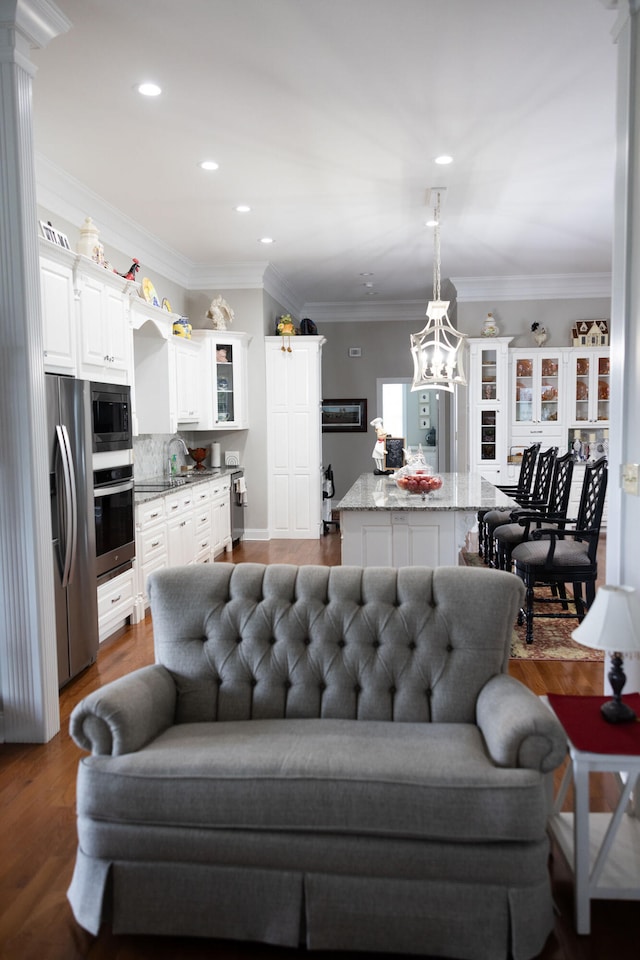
{"left": 337, "top": 472, "right": 518, "bottom": 568}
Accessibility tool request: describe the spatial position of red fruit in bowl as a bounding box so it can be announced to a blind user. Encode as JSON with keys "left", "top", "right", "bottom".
{"left": 430, "top": 476, "right": 443, "bottom": 491}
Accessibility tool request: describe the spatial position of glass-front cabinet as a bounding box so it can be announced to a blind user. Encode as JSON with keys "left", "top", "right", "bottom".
{"left": 568, "top": 348, "right": 610, "bottom": 426}
{"left": 191, "top": 330, "right": 252, "bottom": 430}
{"left": 510, "top": 349, "right": 567, "bottom": 448}
{"left": 467, "top": 337, "right": 512, "bottom": 482}
{"left": 215, "top": 341, "right": 235, "bottom": 424}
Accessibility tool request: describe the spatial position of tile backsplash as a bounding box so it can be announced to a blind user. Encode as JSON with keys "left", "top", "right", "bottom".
{"left": 133, "top": 434, "right": 188, "bottom": 479}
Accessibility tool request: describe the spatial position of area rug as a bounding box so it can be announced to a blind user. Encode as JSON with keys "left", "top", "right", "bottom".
{"left": 460, "top": 550, "right": 604, "bottom": 662}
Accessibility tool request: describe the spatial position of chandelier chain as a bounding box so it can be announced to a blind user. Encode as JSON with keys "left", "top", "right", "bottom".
{"left": 433, "top": 191, "right": 441, "bottom": 301}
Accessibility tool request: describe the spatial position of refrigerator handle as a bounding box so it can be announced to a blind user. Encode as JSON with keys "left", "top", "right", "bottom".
{"left": 56, "top": 424, "right": 78, "bottom": 588}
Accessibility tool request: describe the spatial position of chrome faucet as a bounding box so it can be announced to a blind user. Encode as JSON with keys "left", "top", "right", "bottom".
{"left": 168, "top": 435, "right": 190, "bottom": 458}
{"left": 166, "top": 435, "right": 190, "bottom": 478}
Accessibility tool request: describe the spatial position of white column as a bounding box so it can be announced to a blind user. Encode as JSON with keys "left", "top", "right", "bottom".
{"left": 0, "top": 1, "right": 70, "bottom": 741}
{"left": 606, "top": 0, "right": 640, "bottom": 697}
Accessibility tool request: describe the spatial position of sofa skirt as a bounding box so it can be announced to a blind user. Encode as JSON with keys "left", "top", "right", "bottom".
{"left": 68, "top": 847, "right": 553, "bottom": 960}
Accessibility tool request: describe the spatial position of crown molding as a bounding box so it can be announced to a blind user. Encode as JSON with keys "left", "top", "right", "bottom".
{"left": 451, "top": 273, "right": 611, "bottom": 302}
{"left": 35, "top": 153, "right": 194, "bottom": 287}
{"left": 187, "top": 261, "right": 269, "bottom": 290}
{"left": 302, "top": 300, "right": 429, "bottom": 324}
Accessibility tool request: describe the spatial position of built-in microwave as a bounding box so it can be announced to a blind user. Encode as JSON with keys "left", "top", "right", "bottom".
{"left": 91, "top": 381, "right": 132, "bottom": 453}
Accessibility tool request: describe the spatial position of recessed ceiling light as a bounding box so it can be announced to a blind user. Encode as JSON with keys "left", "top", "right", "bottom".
{"left": 235, "top": 205, "right": 251, "bottom": 213}
{"left": 365, "top": 291, "right": 379, "bottom": 296}
{"left": 359, "top": 272, "right": 374, "bottom": 276}
{"left": 259, "top": 237, "right": 274, "bottom": 244}
{"left": 199, "top": 160, "right": 219, "bottom": 171}
{"left": 137, "top": 82, "right": 162, "bottom": 97}
{"left": 425, "top": 219, "right": 439, "bottom": 227}
{"left": 363, "top": 282, "right": 374, "bottom": 288}
{"left": 434, "top": 155, "right": 453, "bottom": 165}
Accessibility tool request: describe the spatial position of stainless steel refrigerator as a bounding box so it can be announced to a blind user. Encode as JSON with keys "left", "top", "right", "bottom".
{"left": 46, "top": 375, "right": 99, "bottom": 687}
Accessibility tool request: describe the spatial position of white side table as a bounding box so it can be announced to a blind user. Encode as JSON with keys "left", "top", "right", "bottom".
{"left": 546, "top": 693, "right": 640, "bottom": 935}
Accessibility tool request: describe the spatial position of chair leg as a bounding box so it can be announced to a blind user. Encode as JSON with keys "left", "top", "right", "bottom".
{"left": 555, "top": 582, "right": 570, "bottom": 611}
{"left": 585, "top": 581, "right": 596, "bottom": 610}
{"left": 573, "top": 582, "right": 586, "bottom": 621}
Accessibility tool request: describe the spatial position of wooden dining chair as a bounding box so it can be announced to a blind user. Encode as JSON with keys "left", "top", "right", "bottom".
{"left": 481, "top": 445, "right": 557, "bottom": 567}
{"left": 477, "top": 442, "right": 540, "bottom": 560}
{"left": 511, "top": 456, "right": 608, "bottom": 644}
{"left": 492, "top": 452, "right": 574, "bottom": 572}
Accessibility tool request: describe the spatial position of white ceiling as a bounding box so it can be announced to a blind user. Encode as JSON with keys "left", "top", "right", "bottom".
{"left": 30, "top": 0, "right": 618, "bottom": 311}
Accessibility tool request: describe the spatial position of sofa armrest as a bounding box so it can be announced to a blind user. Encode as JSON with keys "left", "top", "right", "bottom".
{"left": 69, "top": 664, "right": 177, "bottom": 756}
{"left": 476, "top": 674, "right": 567, "bottom": 773}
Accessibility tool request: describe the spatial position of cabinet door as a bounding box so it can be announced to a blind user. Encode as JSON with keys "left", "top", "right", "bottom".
{"left": 175, "top": 340, "right": 201, "bottom": 421}
{"left": 104, "top": 286, "right": 131, "bottom": 378}
{"left": 512, "top": 352, "right": 562, "bottom": 427}
{"left": 40, "top": 255, "right": 76, "bottom": 373}
{"left": 214, "top": 341, "right": 237, "bottom": 425}
{"left": 78, "top": 271, "right": 132, "bottom": 384}
{"left": 78, "top": 273, "right": 105, "bottom": 370}
{"left": 570, "top": 351, "right": 610, "bottom": 425}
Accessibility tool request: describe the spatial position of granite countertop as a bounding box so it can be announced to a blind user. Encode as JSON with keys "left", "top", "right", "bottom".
{"left": 337, "top": 472, "right": 519, "bottom": 512}
{"left": 134, "top": 467, "right": 238, "bottom": 504}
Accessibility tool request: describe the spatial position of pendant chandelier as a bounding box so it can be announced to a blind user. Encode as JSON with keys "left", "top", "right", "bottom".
{"left": 410, "top": 191, "right": 467, "bottom": 392}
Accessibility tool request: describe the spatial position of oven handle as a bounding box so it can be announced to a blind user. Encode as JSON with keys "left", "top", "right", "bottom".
{"left": 94, "top": 480, "right": 135, "bottom": 498}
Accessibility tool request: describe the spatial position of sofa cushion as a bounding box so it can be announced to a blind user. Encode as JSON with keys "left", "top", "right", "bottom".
{"left": 77, "top": 718, "right": 547, "bottom": 843}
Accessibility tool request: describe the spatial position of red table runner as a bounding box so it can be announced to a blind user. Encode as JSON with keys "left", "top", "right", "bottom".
{"left": 547, "top": 693, "right": 640, "bottom": 755}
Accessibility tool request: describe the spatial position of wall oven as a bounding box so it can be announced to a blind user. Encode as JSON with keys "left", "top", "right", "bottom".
{"left": 94, "top": 462, "right": 135, "bottom": 582}
{"left": 91, "top": 381, "right": 131, "bottom": 453}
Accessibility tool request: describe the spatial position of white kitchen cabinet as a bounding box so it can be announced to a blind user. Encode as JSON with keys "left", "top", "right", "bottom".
{"left": 467, "top": 337, "right": 512, "bottom": 482}
{"left": 174, "top": 337, "right": 202, "bottom": 423}
{"left": 130, "top": 302, "right": 179, "bottom": 434}
{"left": 192, "top": 480, "right": 213, "bottom": 562}
{"left": 210, "top": 475, "right": 232, "bottom": 556}
{"left": 132, "top": 497, "right": 167, "bottom": 622}
{"left": 76, "top": 260, "right": 133, "bottom": 384}
{"left": 265, "top": 335, "right": 326, "bottom": 538}
{"left": 567, "top": 349, "right": 610, "bottom": 426}
{"left": 166, "top": 488, "right": 197, "bottom": 567}
{"left": 39, "top": 240, "right": 77, "bottom": 375}
{"left": 97, "top": 566, "right": 135, "bottom": 642}
{"left": 191, "top": 331, "right": 252, "bottom": 430}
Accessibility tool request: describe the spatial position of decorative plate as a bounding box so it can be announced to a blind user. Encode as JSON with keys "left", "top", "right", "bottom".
{"left": 162, "top": 297, "right": 173, "bottom": 313}
{"left": 142, "top": 277, "right": 161, "bottom": 307}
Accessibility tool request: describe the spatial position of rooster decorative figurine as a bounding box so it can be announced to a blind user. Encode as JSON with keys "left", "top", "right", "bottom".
{"left": 531, "top": 321, "right": 548, "bottom": 347}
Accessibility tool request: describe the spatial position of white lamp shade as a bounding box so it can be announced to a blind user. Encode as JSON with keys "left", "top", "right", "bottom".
{"left": 571, "top": 584, "right": 640, "bottom": 652}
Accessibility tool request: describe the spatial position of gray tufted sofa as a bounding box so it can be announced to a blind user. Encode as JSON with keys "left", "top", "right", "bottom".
{"left": 68, "top": 563, "right": 567, "bottom": 960}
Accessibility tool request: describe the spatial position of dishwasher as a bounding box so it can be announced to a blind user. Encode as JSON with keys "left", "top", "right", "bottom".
{"left": 230, "top": 469, "right": 245, "bottom": 544}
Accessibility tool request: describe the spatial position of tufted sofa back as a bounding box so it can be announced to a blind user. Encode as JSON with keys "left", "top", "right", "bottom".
{"left": 148, "top": 563, "right": 524, "bottom": 725}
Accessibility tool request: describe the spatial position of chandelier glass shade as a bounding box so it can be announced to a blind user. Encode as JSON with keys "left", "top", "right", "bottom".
{"left": 411, "top": 192, "right": 467, "bottom": 392}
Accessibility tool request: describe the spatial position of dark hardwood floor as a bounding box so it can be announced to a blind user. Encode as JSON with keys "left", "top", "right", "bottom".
{"left": 0, "top": 534, "right": 635, "bottom": 960}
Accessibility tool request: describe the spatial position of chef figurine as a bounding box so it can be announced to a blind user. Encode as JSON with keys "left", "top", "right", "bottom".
{"left": 370, "top": 417, "right": 388, "bottom": 474}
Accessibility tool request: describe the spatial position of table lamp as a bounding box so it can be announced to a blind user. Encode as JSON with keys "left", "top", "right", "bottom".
{"left": 572, "top": 584, "right": 640, "bottom": 723}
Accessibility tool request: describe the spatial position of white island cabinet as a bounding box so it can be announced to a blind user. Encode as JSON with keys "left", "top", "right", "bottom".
{"left": 338, "top": 473, "right": 518, "bottom": 568}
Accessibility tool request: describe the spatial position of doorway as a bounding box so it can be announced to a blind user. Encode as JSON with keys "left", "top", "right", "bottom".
{"left": 377, "top": 379, "right": 450, "bottom": 472}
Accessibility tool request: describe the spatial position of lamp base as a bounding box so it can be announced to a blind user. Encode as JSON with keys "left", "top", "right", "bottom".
{"left": 600, "top": 698, "right": 637, "bottom": 724}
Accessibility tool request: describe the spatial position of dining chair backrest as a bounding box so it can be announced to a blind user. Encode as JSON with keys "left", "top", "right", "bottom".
{"left": 524, "top": 446, "right": 557, "bottom": 505}
{"left": 517, "top": 443, "right": 539, "bottom": 496}
{"left": 574, "top": 457, "right": 608, "bottom": 557}
{"left": 546, "top": 452, "right": 574, "bottom": 518}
